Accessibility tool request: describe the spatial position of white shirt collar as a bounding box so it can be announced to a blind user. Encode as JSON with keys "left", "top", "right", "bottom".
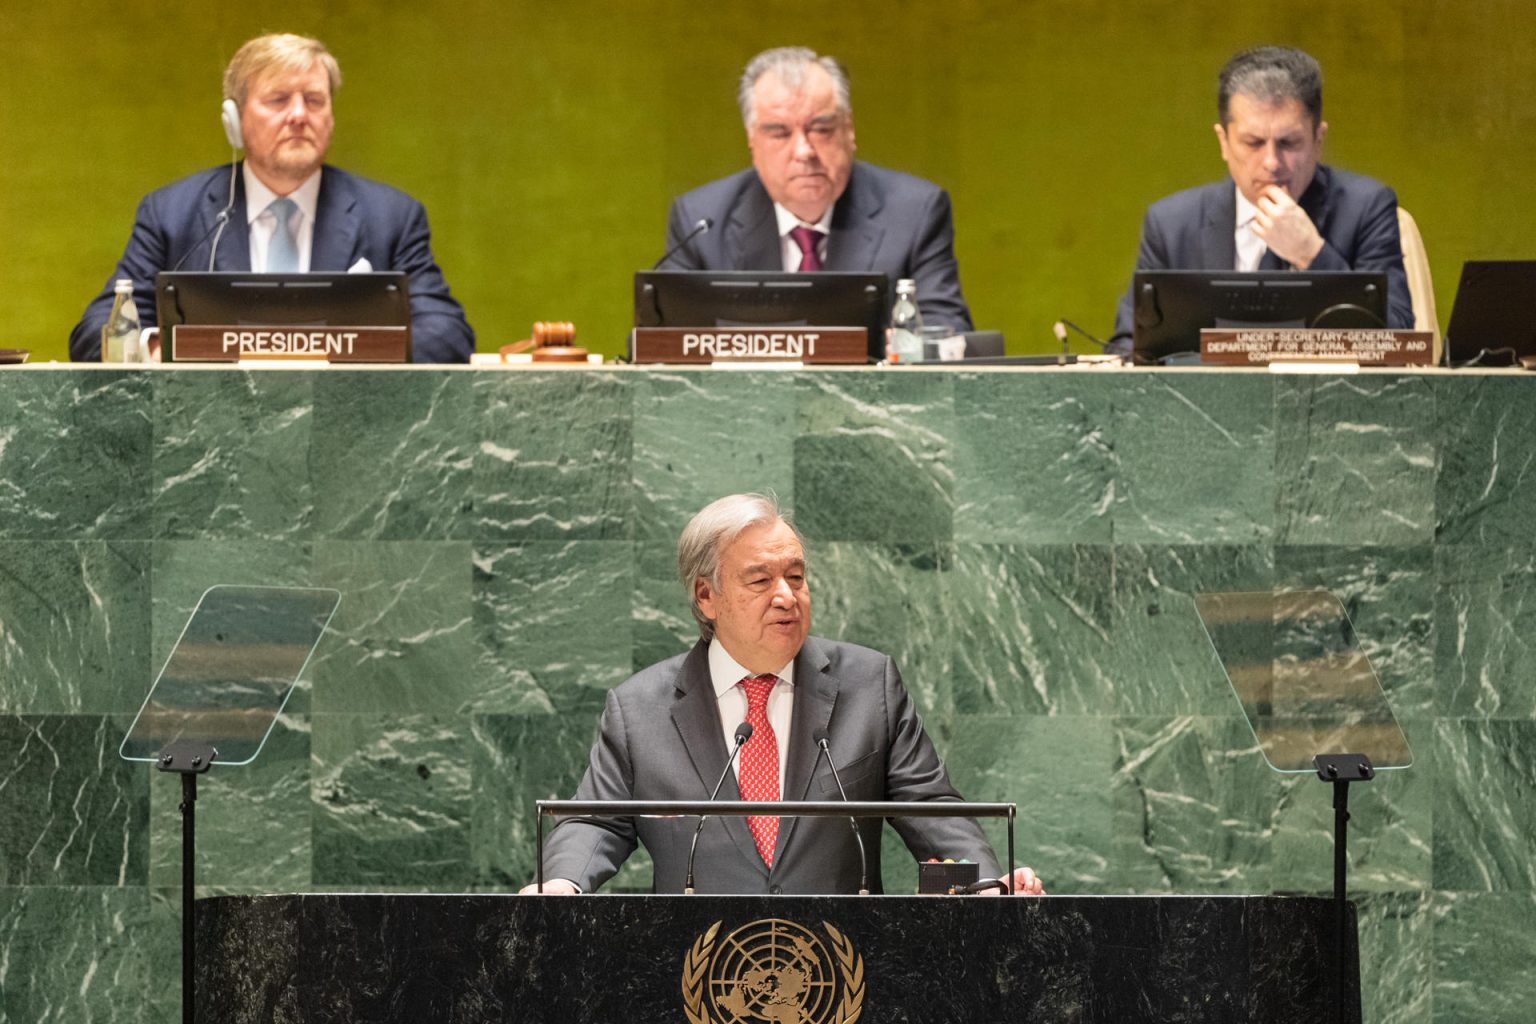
{"left": 708, "top": 636, "right": 796, "bottom": 698}
{"left": 1232, "top": 186, "right": 1270, "bottom": 272}
{"left": 1234, "top": 188, "right": 1260, "bottom": 229}
{"left": 243, "top": 164, "right": 322, "bottom": 226}
{"left": 772, "top": 202, "right": 834, "bottom": 240}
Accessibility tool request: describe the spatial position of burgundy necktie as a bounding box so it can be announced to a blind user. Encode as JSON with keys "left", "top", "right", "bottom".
{"left": 737, "top": 674, "right": 781, "bottom": 865}
{"left": 789, "top": 226, "right": 824, "bottom": 272}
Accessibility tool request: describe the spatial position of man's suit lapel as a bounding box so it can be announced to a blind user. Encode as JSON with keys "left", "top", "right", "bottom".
{"left": 1200, "top": 182, "right": 1238, "bottom": 271}
{"left": 311, "top": 166, "right": 361, "bottom": 272}
{"left": 669, "top": 642, "right": 763, "bottom": 871}
{"left": 208, "top": 167, "right": 251, "bottom": 272}
{"left": 823, "top": 163, "right": 885, "bottom": 272}
{"left": 726, "top": 177, "right": 781, "bottom": 271}
{"left": 771, "top": 637, "right": 837, "bottom": 862}
{"left": 1298, "top": 164, "right": 1332, "bottom": 244}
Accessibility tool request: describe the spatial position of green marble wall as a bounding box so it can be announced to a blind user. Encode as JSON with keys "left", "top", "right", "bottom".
{"left": 2, "top": 365, "right": 1533, "bottom": 1023}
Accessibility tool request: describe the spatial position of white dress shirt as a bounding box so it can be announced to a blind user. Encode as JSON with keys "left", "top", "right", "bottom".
{"left": 1234, "top": 189, "right": 1268, "bottom": 272}
{"left": 243, "top": 165, "right": 322, "bottom": 272}
{"left": 773, "top": 203, "right": 834, "bottom": 273}
{"left": 708, "top": 637, "right": 795, "bottom": 799}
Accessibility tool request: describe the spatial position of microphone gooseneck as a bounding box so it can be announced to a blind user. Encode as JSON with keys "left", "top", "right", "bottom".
{"left": 813, "top": 728, "right": 869, "bottom": 896}
{"left": 652, "top": 217, "right": 712, "bottom": 270}
{"left": 684, "top": 720, "right": 753, "bottom": 894}
{"left": 1054, "top": 318, "right": 1111, "bottom": 352}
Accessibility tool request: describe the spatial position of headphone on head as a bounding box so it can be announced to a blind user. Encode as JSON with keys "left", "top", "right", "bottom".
{"left": 220, "top": 99, "right": 243, "bottom": 150}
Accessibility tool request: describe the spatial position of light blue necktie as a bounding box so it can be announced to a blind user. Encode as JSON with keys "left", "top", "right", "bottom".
{"left": 266, "top": 197, "right": 299, "bottom": 273}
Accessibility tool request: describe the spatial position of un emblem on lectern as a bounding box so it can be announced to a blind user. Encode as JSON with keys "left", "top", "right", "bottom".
{"left": 681, "top": 918, "right": 865, "bottom": 1024}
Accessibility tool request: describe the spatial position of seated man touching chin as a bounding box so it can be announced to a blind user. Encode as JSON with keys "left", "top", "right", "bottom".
{"left": 1108, "top": 45, "right": 1412, "bottom": 355}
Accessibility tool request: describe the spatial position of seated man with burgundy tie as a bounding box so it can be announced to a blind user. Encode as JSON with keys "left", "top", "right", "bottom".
{"left": 69, "top": 32, "right": 473, "bottom": 363}
{"left": 524, "top": 493, "right": 1043, "bottom": 896}
{"left": 656, "top": 46, "right": 973, "bottom": 331}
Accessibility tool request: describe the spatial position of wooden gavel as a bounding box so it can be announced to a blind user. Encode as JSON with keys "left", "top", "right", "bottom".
{"left": 500, "top": 321, "right": 589, "bottom": 363}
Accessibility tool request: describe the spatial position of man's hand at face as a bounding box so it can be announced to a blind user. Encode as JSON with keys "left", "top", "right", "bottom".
{"left": 1252, "top": 185, "right": 1325, "bottom": 269}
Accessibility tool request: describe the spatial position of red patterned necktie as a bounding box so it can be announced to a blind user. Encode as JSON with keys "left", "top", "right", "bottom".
{"left": 789, "top": 226, "right": 824, "bottom": 272}
{"left": 737, "top": 674, "right": 781, "bottom": 866}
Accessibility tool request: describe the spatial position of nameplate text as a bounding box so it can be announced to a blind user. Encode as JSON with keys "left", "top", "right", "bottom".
{"left": 630, "top": 327, "right": 868, "bottom": 364}
{"left": 1200, "top": 328, "right": 1433, "bottom": 366}
{"left": 172, "top": 325, "right": 411, "bottom": 363}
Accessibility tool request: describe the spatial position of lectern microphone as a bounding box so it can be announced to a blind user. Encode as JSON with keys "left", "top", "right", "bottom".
{"left": 652, "top": 218, "right": 713, "bottom": 270}
{"left": 812, "top": 728, "right": 869, "bottom": 896}
{"left": 683, "top": 720, "right": 752, "bottom": 894}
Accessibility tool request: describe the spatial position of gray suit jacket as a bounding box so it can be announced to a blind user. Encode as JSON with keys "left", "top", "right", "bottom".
{"left": 660, "top": 161, "right": 974, "bottom": 330}
{"left": 543, "top": 636, "right": 1001, "bottom": 894}
{"left": 1109, "top": 164, "right": 1412, "bottom": 354}
{"left": 70, "top": 163, "right": 474, "bottom": 363}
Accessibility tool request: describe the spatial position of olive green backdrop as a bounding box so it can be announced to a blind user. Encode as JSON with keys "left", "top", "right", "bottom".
{"left": 2, "top": 0, "right": 1533, "bottom": 361}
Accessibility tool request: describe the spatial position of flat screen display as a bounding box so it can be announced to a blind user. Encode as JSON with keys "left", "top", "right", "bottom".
{"left": 1445, "top": 260, "right": 1536, "bottom": 365}
{"left": 1131, "top": 270, "right": 1388, "bottom": 364}
{"left": 155, "top": 272, "right": 411, "bottom": 362}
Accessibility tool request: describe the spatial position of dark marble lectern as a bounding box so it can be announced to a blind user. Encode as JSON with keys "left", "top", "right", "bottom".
{"left": 196, "top": 893, "right": 1358, "bottom": 1023}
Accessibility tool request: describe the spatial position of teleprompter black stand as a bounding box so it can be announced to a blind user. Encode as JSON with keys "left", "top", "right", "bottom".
{"left": 157, "top": 740, "right": 216, "bottom": 1024}
{"left": 1314, "top": 751, "right": 1376, "bottom": 1024}
{"left": 119, "top": 585, "right": 341, "bottom": 1024}
{"left": 1196, "top": 589, "right": 1412, "bottom": 1024}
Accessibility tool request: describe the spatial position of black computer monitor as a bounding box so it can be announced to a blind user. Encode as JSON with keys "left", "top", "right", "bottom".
{"left": 633, "top": 271, "right": 889, "bottom": 362}
{"left": 1445, "top": 260, "right": 1536, "bottom": 366}
{"left": 155, "top": 272, "right": 412, "bottom": 362}
{"left": 1131, "top": 270, "right": 1388, "bottom": 364}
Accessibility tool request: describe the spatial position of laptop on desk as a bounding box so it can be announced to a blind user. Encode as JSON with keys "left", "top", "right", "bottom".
{"left": 1445, "top": 260, "right": 1536, "bottom": 366}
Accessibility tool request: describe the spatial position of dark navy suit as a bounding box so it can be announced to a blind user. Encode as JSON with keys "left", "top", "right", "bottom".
{"left": 1110, "top": 164, "right": 1412, "bottom": 353}
{"left": 660, "top": 160, "right": 974, "bottom": 331}
{"left": 70, "top": 164, "right": 474, "bottom": 362}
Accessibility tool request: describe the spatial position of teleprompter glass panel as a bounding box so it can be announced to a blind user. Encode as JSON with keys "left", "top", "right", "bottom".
{"left": 120, "top": 585, "right": 340, "bottom": 766}
{"left": 1194, "top": 589, "right": 1412, "bottom": 773}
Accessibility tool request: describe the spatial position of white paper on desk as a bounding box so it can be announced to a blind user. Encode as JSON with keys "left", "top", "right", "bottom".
{"left": 348, "top": 258, "right": 373, "bottom": 273}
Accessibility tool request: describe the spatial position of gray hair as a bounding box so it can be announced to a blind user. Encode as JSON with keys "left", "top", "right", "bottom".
{"left": 1218, "top": 46, "right": 1322, "bottom": 127}
{"left": 737, "top": 46, "right": 852, "bottom": 131}
{"left": 678, "top": 493, "right": 801, "bottom": 641}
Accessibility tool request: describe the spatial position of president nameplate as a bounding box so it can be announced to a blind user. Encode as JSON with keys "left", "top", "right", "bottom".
{"left": 630, "top": 327, "right": 868, "bottom": 364}
{"left": 1200, "top": 328, "right": 1433, "bottom": 366}
{"left": 172, "top": 325, "right": 411, "bottom": 363}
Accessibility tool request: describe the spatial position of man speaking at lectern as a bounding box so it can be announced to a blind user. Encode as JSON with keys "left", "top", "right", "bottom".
{"left": 525, "top": 494, "right": 1042, "bottom": 896}
{"left": 1108, "top": 45, "right": 1412, "bottom": 354}
{"left": 657, "top": 47, "right": 973, "bottom": 331}
{"left": 69, "top": 33, "right": 474, "bottom": 363}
